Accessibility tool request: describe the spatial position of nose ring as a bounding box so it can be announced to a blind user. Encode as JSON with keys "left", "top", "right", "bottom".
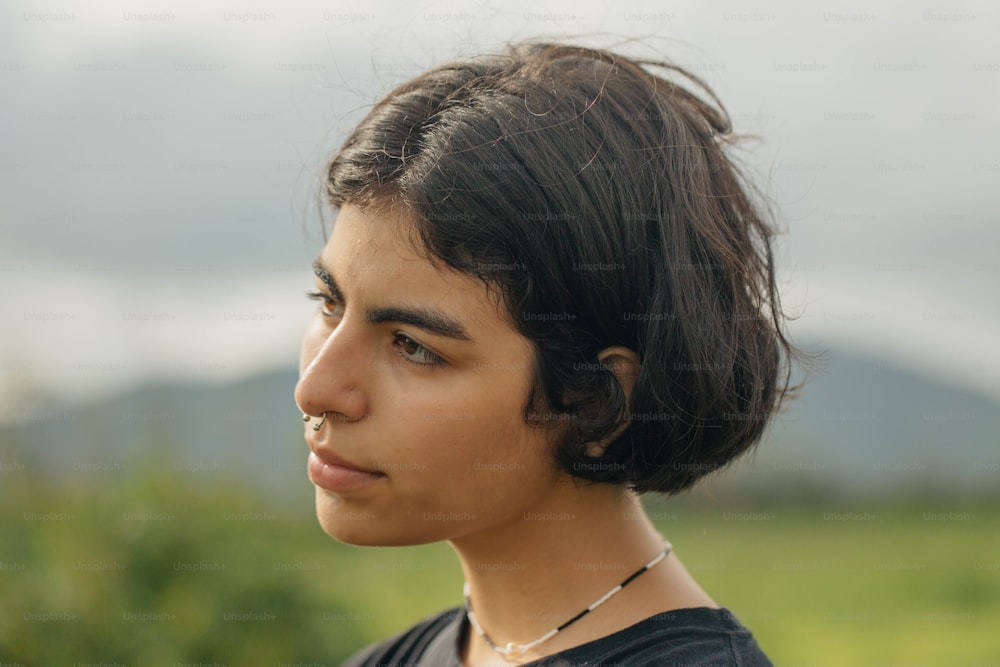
{"left": 302, "top": 412, "right": 328, "bottom": 431}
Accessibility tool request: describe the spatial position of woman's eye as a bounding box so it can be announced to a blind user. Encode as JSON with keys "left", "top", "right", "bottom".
{"left": 306, "top": 291, "right": 345, "bottom": 320}
{"left": 393, "top": 333, "right": 445, "bottom": 367}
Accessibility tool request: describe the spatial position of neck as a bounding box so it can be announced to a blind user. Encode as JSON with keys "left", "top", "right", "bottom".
{"left": 449, "top": 478, "right": 670, "bottom": 664}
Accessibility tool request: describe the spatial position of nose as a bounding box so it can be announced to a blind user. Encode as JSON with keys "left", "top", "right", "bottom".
{"left": 294, "top": 319, "right": 369, "bottom": 424}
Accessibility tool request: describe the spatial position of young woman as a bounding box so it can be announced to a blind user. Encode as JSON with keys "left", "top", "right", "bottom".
{"left": 294, "top": 41, "right": 797, "bottom": 666}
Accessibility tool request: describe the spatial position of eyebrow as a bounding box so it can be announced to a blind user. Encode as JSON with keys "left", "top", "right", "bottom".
{"left": 312, "top": 258, "right": 473, "bottom": 342}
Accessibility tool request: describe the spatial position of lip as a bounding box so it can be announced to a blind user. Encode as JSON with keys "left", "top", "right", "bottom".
{"left": 307, "top": 446, "right": 386, "bottom": 493}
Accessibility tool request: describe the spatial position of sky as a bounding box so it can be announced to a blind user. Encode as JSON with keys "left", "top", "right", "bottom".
{"left": 1, "top": 0, "right": 998, "bottom": 422}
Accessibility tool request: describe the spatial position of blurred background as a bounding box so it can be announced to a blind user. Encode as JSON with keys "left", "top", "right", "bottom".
{"left": 2, "top": 0, "right": 997, "bottom": 664}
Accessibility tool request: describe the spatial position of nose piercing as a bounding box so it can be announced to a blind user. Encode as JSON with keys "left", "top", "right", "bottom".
{"left": 313, "top": 413, "right": 328, "bottom": 431}
{"left": 303, "top": 412, "right": 328, "bottom": 431}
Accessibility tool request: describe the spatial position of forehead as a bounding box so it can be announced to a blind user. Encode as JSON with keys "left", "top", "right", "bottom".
{"left": 320, "top": 204, "right": 512, "bottom": 337}
{"left": 327, "top": 204, "right": 433, "bottom": 280}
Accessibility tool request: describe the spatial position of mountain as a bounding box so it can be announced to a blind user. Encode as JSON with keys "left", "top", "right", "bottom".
{"left": 709, "top": 346, "right": 1000, "bottom": 503}
{"left": 3, "top": 344, "right": 997, "bottom": 505}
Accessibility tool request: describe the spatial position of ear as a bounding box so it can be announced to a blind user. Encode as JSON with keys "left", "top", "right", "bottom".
{"left": 598, "top": 346, "right": 641, "bottom": 402}
{"left": 584, "top": 346, "right": 641, "bottom": 457}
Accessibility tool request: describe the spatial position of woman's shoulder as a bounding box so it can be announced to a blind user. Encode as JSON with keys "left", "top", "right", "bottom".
{"left": 540, "top": 606, "right": 774, "bottom": 666}
{"left": 341, "top": 607, "right": 464, "bottom": 667}
{"left": 342, "top": 606, "right": 772, "bottom": 667}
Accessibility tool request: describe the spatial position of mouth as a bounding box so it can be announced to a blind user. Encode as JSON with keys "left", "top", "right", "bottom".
{"left": 307, "top": 447, "right": 386, "bottom": 493}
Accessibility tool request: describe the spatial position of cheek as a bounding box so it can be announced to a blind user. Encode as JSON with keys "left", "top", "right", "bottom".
{"left": 311, "top": 347, "right": 561, "bottom": 545}
{"left": 388, "top": 377, "right": 558, "bottom": 504}
{"left": 389, "top": 369, "right": 528, "bottom": 455}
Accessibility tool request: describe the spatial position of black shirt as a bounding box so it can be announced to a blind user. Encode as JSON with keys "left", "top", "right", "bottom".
{"left": 342, "top": 606, "right": 774, "bottom": 666}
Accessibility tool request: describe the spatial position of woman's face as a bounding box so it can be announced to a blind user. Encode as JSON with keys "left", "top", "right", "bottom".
{"left": 294, "top": 204, "right": 565, "bottom": 546}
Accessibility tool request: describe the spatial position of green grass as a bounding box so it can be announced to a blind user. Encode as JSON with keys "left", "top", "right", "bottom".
{"left": 2, "top": 470, "right": 997, "bottom": 664}
{"left": 640, "top": 499, "right": 1000, "bottom": 665}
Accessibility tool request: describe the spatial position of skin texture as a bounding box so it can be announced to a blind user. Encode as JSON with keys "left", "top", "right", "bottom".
{"left": 294, "top": 204, "right": 718, "bottom": 666}
{"left": 294, "top": 203, "right": 570, "bottom": 547}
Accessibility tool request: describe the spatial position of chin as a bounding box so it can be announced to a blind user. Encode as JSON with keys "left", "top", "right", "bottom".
{"left": 314, "top": 488, "right": 444, "bottom": 547}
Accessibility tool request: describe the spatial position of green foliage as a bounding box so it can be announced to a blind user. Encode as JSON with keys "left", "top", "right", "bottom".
{"left": 1, "top": 465, "right": 389, "bottom": 664}
{"left": 641, "top": 495, "right": 1000, "bottom": 664}
{"left": 3, "top": 467, "right": 997, "bottom": 664}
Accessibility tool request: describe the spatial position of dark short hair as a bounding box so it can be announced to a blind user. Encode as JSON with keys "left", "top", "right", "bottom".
{"left": 324, "top": 41, "right": 801, "bottom": 495}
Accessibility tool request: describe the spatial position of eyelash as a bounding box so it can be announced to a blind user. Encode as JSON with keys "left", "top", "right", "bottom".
{"left": 305, "top": 291, "right": 446, "bottom": 368}
{"left": 306, "top": 290, "right": 344, "bottom": 319}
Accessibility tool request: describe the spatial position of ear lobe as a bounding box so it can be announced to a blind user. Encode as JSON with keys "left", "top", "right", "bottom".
{"left": 583, "top": 346, "right": 641, "bottom": 457}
